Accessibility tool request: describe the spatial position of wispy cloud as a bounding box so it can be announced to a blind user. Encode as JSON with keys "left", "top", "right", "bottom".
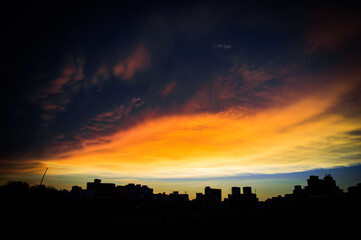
{"left": 113, "top": 44, "right": 150, "bottom": 81}
{"left": 0, "top": 160, "right": 45, "bottom": 176}
{"left": 28, "top": 57, "right": 85, "bottom": 126}
{"left": 39, "top": 58, "right": 84, "bottom": 97}
{"left": 212, "top": 44, "right": 233, "bottom": 49}
{"left": 35, "top": 60, "right": 361, "bottom": 180}
{"left": 160, "top": 82, "right": 177, "bottom": 97}
{"left": 39, "top": 97, "right": 145, "bottom": 155}
{"left": 91, "top": 66, "right": 109, "bottom": 85}
{"left": 183, "top": 64, "right": 275, "bottom": 113}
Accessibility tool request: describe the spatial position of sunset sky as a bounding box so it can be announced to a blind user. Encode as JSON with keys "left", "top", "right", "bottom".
{"left": 1, "top": 1, "right": 361, "bottom": 200}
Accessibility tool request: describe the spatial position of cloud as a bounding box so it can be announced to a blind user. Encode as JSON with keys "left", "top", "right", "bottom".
{"left": 305, "top": 9, "right": 361, "bottom": 54}
{"left": 92, "top": 97, "right": 143, "bottom": 124}
{"left": 183, "top": 64, "right": 274, "bottom": 113}
{"left": 42, "top": 102, "right": 64, "bottom": 111}
{"left": 0, "top": 160, "right": 45, "bottom": 177}
{"left": 237, "top": 64, "right": 273, "bottom": 85}
{"left": 40, "top": 113, "right": 55, "bottom": 121}
{"left": 8, "top": 42, "right": 361, "bottom": 182}
{"left": 160, "top": 82, "right": 177, "bottom": 97}
{"left": 40, "top": 93, "right": 71, "bottom": 114}
{"left": 40, "top": 58, "right": 84, "bottom": 96}
{"left": 28, "top": 57, "right": 85, "bottom": 125}
{"left": 45, "top": 97, "right": 145, "bottom": 154}
{"left": 212, "top": 44, "right": 233, "bottom": 49}
{"left": 345, "top": 129, "right": 361, "bottom": 136}
{"left": 42, "top": 93, "right": 361, "bottom": 179}
{"left": 112, "top": 44, "right": 150, "bottom": 80}
{"left": 91, "top": 66, "right": 109, "bottom": 85}
{"left": 31, "top": 59, "right": 361, "bottom": 180}
{"left": 183, "top": 75, "right": 238, "bottom": 113}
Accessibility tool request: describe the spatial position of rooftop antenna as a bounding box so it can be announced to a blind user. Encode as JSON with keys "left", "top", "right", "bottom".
{"left": 40, "top": 168, "right": 48, "bottom": 186}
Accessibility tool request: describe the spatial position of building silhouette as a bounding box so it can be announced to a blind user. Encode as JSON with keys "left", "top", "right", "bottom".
{"left": 169, "top": 191, "right": 189, "bottom": 204}
{"left": 195, "top": 186, "right": 222, "bottom": 208}
{"left": 115, "top": 183, "right": 153, "bottom": 201}
{"left": 1, "top": 174, "right": 361, "bottom": 239}
{"left": 227, "top": 186, "right": 258, "bottom": 210}
{"left": 232, "top": 186, "right": 240, "bottom": 195}
{"left": 297, "top": 174, "right": 343, "bottom": 197}
{"left": 86, "top": 179, "right": 116, "bottom": 198}
{"left": 86, "top": 179, "right": 154, "bottom": 200}
{"left": 347, "top": 183, "right": 361, "bottom": 197}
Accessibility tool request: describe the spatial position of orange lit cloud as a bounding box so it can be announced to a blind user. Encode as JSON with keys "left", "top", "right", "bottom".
{"left": 113, "top": 44, "right": 150, "bottom": 80}
{"left": 40, "top": 65, "right": 361, "bottom": 179}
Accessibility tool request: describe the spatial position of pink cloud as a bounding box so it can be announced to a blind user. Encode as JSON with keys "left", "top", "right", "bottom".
{"left": 41, "top": 102, "right": 66, "bottom": 111}
{"left": 91, "top": 66, "right": 109, "bottom": 85}
{"left": 27, "top": 57, "right": 86, "bottom": 127}
{"left": 29, "top": 57, "right": 84, "bottom": 120}
{"left": 93, "top": 105, "right": 126, "bottom": 122}
{"left": 183, "top": 64, "right": 274, "bottom": 113}
{"left": 40, "top": 95, "right": 70, "bottom": 112}
{"left": 160, "top": 82, "right": 177, "bottom": 97}
{"left": 84, "top": 124, "right": 112, "bottom": 132}
{"left": 42, "top": 58, "right": 84, "bottom": 96}
{"left": 237, "top": 64, "right": 273, "bottom": 87}
{"left": 113, "top": 44, "right": 150, "bottom": 80}
{"left": 92, "top": 98, "right": 144, "bottom": 123}
{"left": 40, "top": 113, "right": 55, "bottom": 121}
{"left": 183, "top": 75, "right": 239, "bottom": 113}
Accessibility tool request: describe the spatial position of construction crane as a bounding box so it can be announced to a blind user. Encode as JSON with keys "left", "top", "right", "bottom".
{"left": 40, "top": 168, "right": 48, "bottom": 186}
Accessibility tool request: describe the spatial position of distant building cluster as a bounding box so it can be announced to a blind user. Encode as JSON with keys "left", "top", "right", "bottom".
{"left": 64, "top": 174, "right": 361, "bottom": 210}
{"left": 264, "top": 174, "right": 361, "bottom": 209}
{"left": 72, "top": 179, "right": 154, "bottom": 201}
{"left": 194, "top": 186, "right": 222, "bottom": 208}
{"left": 225, "top": 186, "right": 258, "bottom": 209}
{"left": 294, "top": 174, "right": 343, "bottom": 196}
{"left": 1, "top": 173, "right": 361, "bottom": 239}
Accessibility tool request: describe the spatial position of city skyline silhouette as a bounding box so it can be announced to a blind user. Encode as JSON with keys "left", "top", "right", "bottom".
{"left": 1, "top": 173, "right": 360, "bottom": 239}
{"left": 1, "top": 172, "right": 359, "bottom": 202}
